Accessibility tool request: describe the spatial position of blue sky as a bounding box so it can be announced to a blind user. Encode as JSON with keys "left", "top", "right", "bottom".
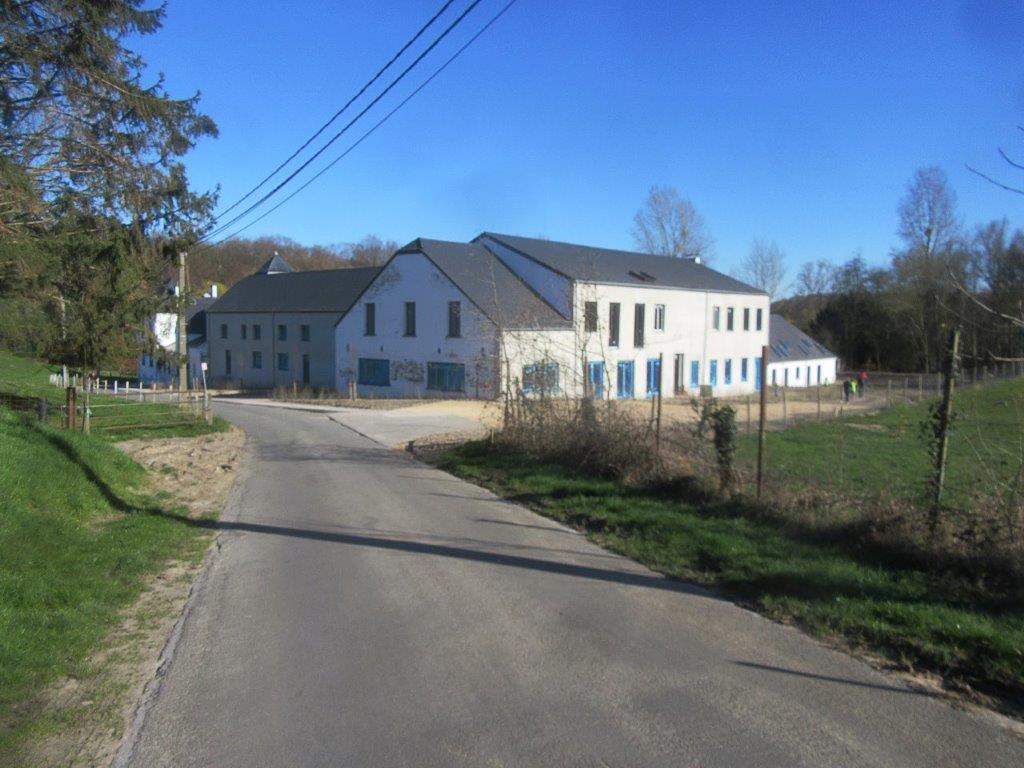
{"left": 134, "top": 0, "right": 1023, "bottom": 278}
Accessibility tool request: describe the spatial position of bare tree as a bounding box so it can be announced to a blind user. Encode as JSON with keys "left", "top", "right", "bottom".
{"left": 795, "top": 259, "right": 836, "bottom": 296}
{"left": 631, "top": 184, "right": 713, "bottom": 262}
{"left": 346, "top": 235, "right": 398, "bottom": 267}
{"left": 897, "top": 166, "right": 960, "bottom": 256}
{"left": 735, "top": 239, "right": 787, "bottom": 298}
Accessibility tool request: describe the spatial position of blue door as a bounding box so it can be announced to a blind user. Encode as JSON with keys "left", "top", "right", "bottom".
{"left": 709, "top": 360, "right": 718, "bottom": 387}
{"left": 646, "top": 358, "right": 661, "bottom": 397}
{"left": 617, "top": 361, "right": 634, "bottom": 399}
{"left": 690, "top": 360, "right": 699, "bottom": 389}
{"left": 587, "top": 361, "right": 604, "bottom": 399}
{"left": 755, "top": 357, "right": 762, "bottom": 391}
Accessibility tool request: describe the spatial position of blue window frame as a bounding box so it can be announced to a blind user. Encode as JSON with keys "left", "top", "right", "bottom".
{"left": 724, "top": 359, "right": 733, "bottom": 385}
{"left": 709, "top": 359, "right": 718, "bottom": 386}
{"left": 358, "top": 357, "right": 390, "bottom": 386}
{"left": 741, "top": 358, "right": 748, "bottom": 383}
{"left": 616, "top": 360, "right": 634, "bottom": 399}
{"left": 522, "top": 362, "right": 559, "bottom": 395}
{"left": 587, "top": 361, "right": 604, "bottom": 399}
{"left": 690, "top": 360, "right": 699, "bottom": 389}
{"left": 427, "top": 362, "right": 464, "bottom": 392}
{"left": 755, "top": 358, "right": 762, "bottom": 391}
{"left": 646, "top": 357, "right": 661, "bottom": 396}
{"left": 817, "top": 364, "right": 822, "bottom": 384}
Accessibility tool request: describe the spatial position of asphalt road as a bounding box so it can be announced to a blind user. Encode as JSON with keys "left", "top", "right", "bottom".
{"left": 128, "top": 402, "right": 1023, "bottom": 768}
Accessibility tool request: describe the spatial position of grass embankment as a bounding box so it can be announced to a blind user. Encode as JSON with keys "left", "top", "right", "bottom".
{"left": 0, "top": 409, "right": 215, "bottom": 760}
{"left": 0, "top": 350, "right": 229, "bottom": 440}
{"left": 436, "top": 380, "right": 1024, "bottom": 712}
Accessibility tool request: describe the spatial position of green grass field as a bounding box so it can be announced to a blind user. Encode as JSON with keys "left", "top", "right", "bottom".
{"left": 736, "top": 377, "right": 1024, "bottom": 505}
{"left": 0, "top": 350, "right": 228, "bottom": 440}
{"left": 437, "top": 379, "right": 1024, "bottom": 711}
{"left": 0, "top": 409, "right": 214, "bottom": 760}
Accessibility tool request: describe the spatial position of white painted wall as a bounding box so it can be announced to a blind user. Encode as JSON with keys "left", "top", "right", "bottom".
{"left": 206, "top": 311, "right": 341, "bottom": 389}
{"left": 334, "top": 252, "right": 502, "bottom": 397}
{"left": 767, "top": 357, "right": 838, "bottom": 388}
{"left": 570, "top": 282, "right": 771, "bottom": 398}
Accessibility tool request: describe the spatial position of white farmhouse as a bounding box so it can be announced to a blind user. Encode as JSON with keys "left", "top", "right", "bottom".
{"left": 138, "top": 280, "right": 218, "bottom": 386}
{"left": 765, "top": 314, "right": 839, "bottom": 388}
{"left": 205, "top": 255, "right": 380, "bottom": 389}
{"left": 335, "top": 233, "right": 771, "bottom": 399}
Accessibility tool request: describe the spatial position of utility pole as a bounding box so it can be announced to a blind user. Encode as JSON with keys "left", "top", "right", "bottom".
{"left": 756, "top": 345, "right": 769, "bottom": 501}
{"left": 177, "top": 251, "right": 189, "bottom": 401}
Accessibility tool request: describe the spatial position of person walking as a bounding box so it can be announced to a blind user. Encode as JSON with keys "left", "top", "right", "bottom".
{"left": 850, "top": 378, "right": 858, "bottom": 400}
{"left": 843, "top": 379, "right": 852, "bottom": 403}
{"left": 858, "top": 370, "right": 868, "bottom": 397}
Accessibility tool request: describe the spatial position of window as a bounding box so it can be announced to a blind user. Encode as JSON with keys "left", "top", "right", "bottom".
{"left": 608, "top": 303, "right": 620, "bottom": 347}
{"left": 673, "top": 353, "right": 685, "bottom": 394}
{"left": 726, "top": 307, "right": 735, "bottom": 331}
{"left": 756, "top": 308, "right": 763, "bottom": 331}
{"left": 817, "top": 364, "right": 822, "bottom": 384}
{"left": 252, "top": 351, "right": 262, "bottom": 369}
{"left": 795, "top": 366, "right": 801, "bottom": 381}
{"left": 772, "top": 369, "right": 777, "bottom": 385}
{"left": 220, "top": 323, "right": 227, "bottom": 339}
{"left": 403, "top": 302, "right": 416, "bottom": 337}
{"left": 358, "top": 358, "right": 390, "bottom": 386}
{"left": 712, "top": 306, "right": 721, "bottom": 330}
{"left": 447, "top": 301, "right": 461, "bottom": 338}
{"left": 616, "top": 360, "right": 634, "bottom": 399}
{"left": 300, "top": 324, "right": 310, "bottom": 342}
{"left": 741, "top": 358, "right": 749, "bottom": 383}
{"left": 365, "top": 303, "right": 376, "bottom": 336}
{"left": 724, "top": 359, "right": 733, "bottom": 385}
{"left": 253, "top": 324, "right": 261, "bottom": 340}
{"left": 743, "top": 308, "right": 750, "bottom": 331}
{"left": 241, "top": 324, "right": 247, "bottom": 340}
{"left": 634, "top": 303, "right": 645, "bottom": 348}
{"left": 584, "top": 301, "right": 598, "bottom": 332}
{"left": 225, "top": 350, "right": 231, "bottom": 375}
{"left": 654, "top": 304, "right": 665, "bottom": 331}
{"left": 646, "top": 358, "right": 661, "bottom": 396}
{"left": 587, "top": 361, "right": 604, "bottom": 399}
{"left": 427, "top": 362, "right": 464, "bottom": 392}
{"left": 709, "top": 359, "right": 718, "bottom": 386}
{"left": 277, "top": 324, "right": 287, "bottom": 341}
{"left": 277, "top": 352, "right": 289, "bottom": 371}
{"left": 690, "top": 360, "right": 700, "bottom": 389}
{"left": 522, "top": 362, "right": 559, "bottom": 395}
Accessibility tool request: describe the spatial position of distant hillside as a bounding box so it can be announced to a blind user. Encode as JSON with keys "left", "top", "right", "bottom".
{"left": 190, "top": 235, "right": 396, "bottom": 291}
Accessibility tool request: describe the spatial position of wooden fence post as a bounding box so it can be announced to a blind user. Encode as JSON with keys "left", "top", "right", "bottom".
{"left": 746, "top": 395, "right": 752, "bottom": 433}
{"left": 756, "top": 346, "right": 769, "bottom": 501}
{"left": 816, "top": 384, "right": 821, "bottom": 419}
{"left": 66, "top": 386, "right": 76, "bottom": 430}
{"left": 655, "top": 352, "right": 663, "bottom": 452}
{"left": 930, "top": 328, "right": 961, "bottom": 532}
{"left": 781, "top": 386, "right": 787, "bottom": 425}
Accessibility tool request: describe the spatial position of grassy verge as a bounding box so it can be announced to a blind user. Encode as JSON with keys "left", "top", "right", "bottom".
{"left": 435, "top": 437, "right": 1024, "bottom": 713}
{"left": 0, "top": 350, "right": 229, "bottom": 440}
{"left": 0, "top": 408, "right": 215, "bottom": 761}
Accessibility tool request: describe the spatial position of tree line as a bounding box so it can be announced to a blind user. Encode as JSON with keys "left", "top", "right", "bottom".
{"left": 633, "top": 167, "right": 1023, "bottom": 374}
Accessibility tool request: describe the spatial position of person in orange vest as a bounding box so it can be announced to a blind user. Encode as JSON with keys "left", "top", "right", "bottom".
{"left": 858, "top": 370, "right": 868, "bottom": 397}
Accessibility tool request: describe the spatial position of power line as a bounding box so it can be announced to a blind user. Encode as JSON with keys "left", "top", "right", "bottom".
{"left": 213, "top": 0, "right": 457, "bottom": 221}
{"left": 201, "top": 0, "right": 521, "bottom": 249}
{"left": 199, "top": 0, "right": 486, "bottom": 243}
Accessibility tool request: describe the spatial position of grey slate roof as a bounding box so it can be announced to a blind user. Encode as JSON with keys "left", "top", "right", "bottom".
{"left": 476, "top": 232, "right": 767, "bottom": 295}
{"left": 207, "top": 267, "right": 381, "bottom": 314}
{"left": 398, "top": 238, "right": 571, "bottom": 329}
{"left": 185, "top": 296, "right": 216, "bottom": 341}
{"left": 257, "top": 253, "right": 294, "bottom": 274}
{"left": 768, "top": 314, "right": 836, "bottom": 363}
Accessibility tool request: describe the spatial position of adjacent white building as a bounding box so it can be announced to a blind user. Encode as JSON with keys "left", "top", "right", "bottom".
{"left": 765, "top": 314, "right": 839, "bottom": 388}
{"left": 336, "top": 233, "right": 771, "bottom": 399}
{"left": 205, "top": 255, "right": 380, "bottom": 389}
{"left": 138, "top": 280, "right": 218, "bottom": 386}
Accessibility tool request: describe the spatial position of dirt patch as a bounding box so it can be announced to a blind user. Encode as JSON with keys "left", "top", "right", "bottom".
{"left": 26, "top": 427, "right": 245, "bottom": 767}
